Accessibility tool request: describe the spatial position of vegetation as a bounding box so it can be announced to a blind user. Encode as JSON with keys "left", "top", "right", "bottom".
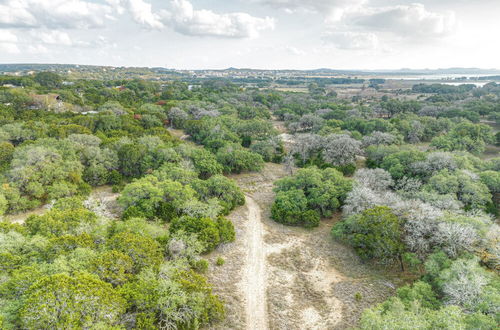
{"left": 0, "top": 68, "right": 499, "bottom": 329}
{"left": 271, "top": 167, "right": 352, "bottom": 227}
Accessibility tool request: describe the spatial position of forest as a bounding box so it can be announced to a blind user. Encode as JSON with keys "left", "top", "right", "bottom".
{"left": 0, "top": 70, "right": 498, "bottom": 329}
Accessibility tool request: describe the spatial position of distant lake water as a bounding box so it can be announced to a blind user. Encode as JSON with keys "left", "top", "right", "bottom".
{"left": 441, "top": 81, "right": 490, "bottom": 87}
{"left": 383, "top": 73, "right": 498, "bottom": 87}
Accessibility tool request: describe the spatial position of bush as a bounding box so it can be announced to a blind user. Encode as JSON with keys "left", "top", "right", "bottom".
{"left": 192, "top": 259, "right": 209, "bottom": 273}
{"left": 271, "top": 167, "right": 351, "bottom": 227}
{"left": 216, "top": 146, "right": 264, "bottom": 174}
{"left": 332, "top": 206, "right": 405, "bottom": 268}
{"left": 169, "top": 216, "right": 235, "bottom": 253}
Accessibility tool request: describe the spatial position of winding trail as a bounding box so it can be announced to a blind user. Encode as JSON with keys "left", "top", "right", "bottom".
{"left": 243, "top": 195, "right": 268, "bottom": 330}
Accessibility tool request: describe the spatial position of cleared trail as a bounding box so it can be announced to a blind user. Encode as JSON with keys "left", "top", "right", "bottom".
{"left": 243, "top": 195, "right": 268, "bottom": 330}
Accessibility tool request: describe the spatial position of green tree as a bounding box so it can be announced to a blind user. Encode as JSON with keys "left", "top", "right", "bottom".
{"left": 271, "top": 189, "right": 320, "bottom": 228}
{"left": 33, "top": 72, "right": 62, "bottom": 89}
{"left": 20, "top": 273, "right": 125, "bottom": 329}
{"left": 169, "top": 216, "right": 235, "bottom": 252}
{"left": 332, "top": 206, "right": 405, "bottom": 269}
{"left": 107, "top": 231, "right": 164, "bottom": 272}
{"left": 90, "top": 250, "right": 134, "bottom": 286}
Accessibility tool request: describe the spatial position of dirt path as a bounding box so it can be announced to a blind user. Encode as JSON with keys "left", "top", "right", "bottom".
{"left": 243, "top": 196, "right": 268, "bottom": 330}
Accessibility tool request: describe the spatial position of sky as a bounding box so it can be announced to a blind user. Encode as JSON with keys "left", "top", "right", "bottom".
{"left": 0, "top": 0, "right": 498, "bottom": 70}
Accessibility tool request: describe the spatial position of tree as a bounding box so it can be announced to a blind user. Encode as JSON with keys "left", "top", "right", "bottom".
{"left": 20, "top": 273, "right": 125, "bottom": 329}
{"left": 168, "top": 107, "right": 189, "bottom": 128}
{"left": 25, "top": 207, "right": 97, "bottom": 237}
{"left": 118, "top": 176, "right": 164, "bottom": 219}
{"left": 439, "top": 257, "right": 490, "bottom": 311}
{"left": 120, "top": 265, "right": 224, "bottom": 329}
{"left": 189, "top": 148, "right": 223, "bottom": 179}
{"left": 33, "top": 72, "right": 62, "bottom": 89}
{"left": 169, "top": 216, "right": 235, "bottom": 252}
{"left": 216, "top": 145, "right": 264, "bottom": 174}
{"left": 359, "top": 298, "right": 495, "bottom": 330}
{"left": 250, "top": 137, "right": 284, "bottom": 163}
{"left": 353, "top": 168, "right": 394, "bottom": 191}
{"left": 193, "top": 174, "right": 245, "bottom": 214}
{"left": 430, "top": 122, "right": 494, "bottom": 154}
{"left": 90, "top": 250, "right": 134, "bottom": 286}
{"left": 271, "top": 189, "right": 320, "bottom": 228}
{"left": 0, "top": 141, "right": 14, "bottom": 169}
{"left": 107, "top": 231, "right": 163, "bottom": 272}
{"left": 8, "top": 144, "right": 85, "bottom": 203}
{"left": 98, "top": 101, "right": 127, "bottom": 115}
{"left": 480, "top": 170, "right": 500, "bottom": 194}
{"left": 332, "top": 206, "right": 405, "bottom": 269}
{"left": 322, "top": 134, "right": 362, "bottom": 167}
{"left": 273, "top": 167, "right": 351, "bottom": 225}
{"left": 362, "top": 131, "right": 399, "bottom": 147}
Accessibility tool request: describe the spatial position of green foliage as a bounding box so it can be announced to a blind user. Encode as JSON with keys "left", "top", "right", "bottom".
{"left": 216, "top": 145, "right": 264, "bottom": 173}
{"left": 379, "top": 148, "right": 426, "bottom": 180}
{"left": 189, "top": 148, "right": 223, "bottom": 179}
{"left": 332, "top": 206, "right": 405, "bottom": 266}
{"left": 107, "top": 231, "right": 164, "bottom": 272}
{"left": 194, "top": 174, "right": 245, "bottom": 214}
{"left": 431, "top": 122, "right": 494, "bottom": 154}
{"left": 216, "top": 257, "right": 225, "bottom": 266}
{"left": 0, "top": 141, "right": 14, "bottom": 169}
{"left": 20, "top": 273, "right": 125, "bottom": 329}
{"left": 25, "top": 207, "right": 97, "bottom": 237}
{"left": 120, "top": 266, "right": 224, "bottom": 329}
{"left": 90, "top": 250, "right": 134, "bottom": 286}
{"left": 271, "top": 189, "right": 320, "bottom": 228}
{"left": 271, "top": 167, "right": 351, "bottom": 227}
{"left": 33, "top": 72, "right": 62, "bottom": 89}
{"left": 426, "top": 170, "right": 492, "bottom": 210}
{"left": 169, "top": 216, "right": 235, "bottom": 253}
{"left": 2, "top": 70, "right": 499, "bottom": 330}
{"left": 360, "top": 298, "right": 496, "bottom": 330}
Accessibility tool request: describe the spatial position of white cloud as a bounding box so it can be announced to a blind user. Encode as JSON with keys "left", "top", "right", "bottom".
{"left": 0, "top": 42, "right": 20, "bottom": 53}
{"left": 33, "top": 30, "right": 73, "bottom": 46}
{"left": 323, "top": 31, "right": 379, "bottom": 50}
{"left": 163, "top": 0, "right": 274, "bottom": 38}
{"left": 0, "top": 29, "right": 18, "bottom": 42}
{"left": 350, "top": 3, "right": 456, "bottom": 38}
{"left": 285, "top": 46, "right": 306, "bottom": 56}
{"left": 127, "top": 0, "right": 163, "bottom": 29}
{"left": 259, "top": 0, "right": 366, "bottom": 20}
{"left": 0, "top": 0, "right": 114, "bottom": 29}
{"left": 27, "top": 44, "right": 49, "bottom": 54}
{"left": 0, "top": 29, "right": 19, "bottom": 53}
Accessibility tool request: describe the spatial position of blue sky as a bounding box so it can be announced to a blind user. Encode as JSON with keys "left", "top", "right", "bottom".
{"left": 0, "top": 0, "right": 498, "bottom": 69}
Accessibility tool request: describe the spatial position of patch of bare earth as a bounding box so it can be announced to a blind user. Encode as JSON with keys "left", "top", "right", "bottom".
{"left": 207, "top": 163, "right": 399, "bottom": 329}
